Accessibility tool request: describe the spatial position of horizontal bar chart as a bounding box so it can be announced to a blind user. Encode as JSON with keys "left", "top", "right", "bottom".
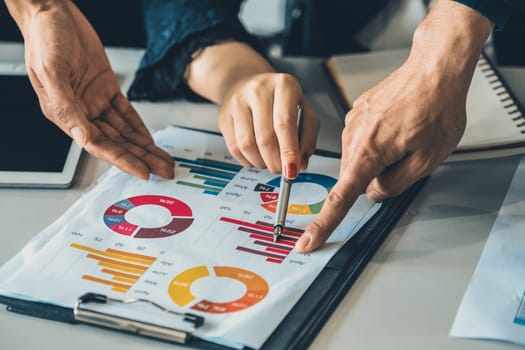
{"left": 70, "top": 243, "right": 156, "bottom": 293}
{"left": 173, "top": 156, "right": 242, "bottom": 196}
{"left": 219, "top": 217, "right": 304, "bottom": 264}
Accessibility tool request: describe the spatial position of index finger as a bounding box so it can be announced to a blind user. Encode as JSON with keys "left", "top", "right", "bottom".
{"left": 273, "top": 74, "right": 303, "bottom": 179}
{"left": 112, "top": 93, "right": 174, "bottom": 164}
{"left": 295, "top": 129, "right": 385, "bottom": 252}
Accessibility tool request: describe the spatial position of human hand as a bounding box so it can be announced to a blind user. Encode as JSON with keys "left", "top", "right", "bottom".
{"left": 12, "top": 1, "right": 174, "bottom": 180}
{"left": 218, "top": 73, "right": 319, "bottom": 178}
{"left": 295, "top": 0, "right": 493, "bottom": 252}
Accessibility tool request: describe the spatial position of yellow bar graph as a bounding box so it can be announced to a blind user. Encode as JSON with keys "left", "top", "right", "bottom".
{"left": 82, "top": 275, "right": 131, "bottom": 290}
{"left": 86, "top": 254, "right": 148, "bottom": 271}
{"left": 112, "top": 276, "right": 138, "bottom": 284}
{"left": 70, "top": 243, "right": 157, "bottom": 294}
{"left": 98, "top": 261, "right": 147, "bottom": 275}
{"left": 102, "top": 268, "right": 140, "bottom": 280}
{"left": 71, "top": 243, "right": 155, "bottom": 266}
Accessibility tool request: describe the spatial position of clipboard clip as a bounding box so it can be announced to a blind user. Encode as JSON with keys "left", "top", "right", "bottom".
{"left": 73, "top": 292, "right": 204, "bottom": 344}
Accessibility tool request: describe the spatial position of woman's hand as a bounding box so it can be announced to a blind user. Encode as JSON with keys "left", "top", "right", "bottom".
{"left": 186, "top": 41, "right": 319, "bottom": 177}
{"left": 218, "top": 72, "right": 319, "bottom": 177}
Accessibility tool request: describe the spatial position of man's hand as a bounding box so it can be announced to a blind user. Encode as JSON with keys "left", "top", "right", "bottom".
{"left": 296, "top": 0, "right": 494, "bottom": 252}
{"left": 7, "top": 0, "right": 174, "bottom": 180}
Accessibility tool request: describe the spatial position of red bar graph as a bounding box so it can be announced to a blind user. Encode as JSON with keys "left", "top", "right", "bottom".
{"left": 219, "top": 217, "right": 304, "bottom": 264}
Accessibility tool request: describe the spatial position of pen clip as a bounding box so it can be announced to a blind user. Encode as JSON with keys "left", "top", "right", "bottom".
{"left": 74, "top": 292, "right": 204, "bottom": 344}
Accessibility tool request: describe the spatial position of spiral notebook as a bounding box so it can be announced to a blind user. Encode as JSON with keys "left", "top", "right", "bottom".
{"left": 325, "top": 48, "right": 525, "bottom": 162}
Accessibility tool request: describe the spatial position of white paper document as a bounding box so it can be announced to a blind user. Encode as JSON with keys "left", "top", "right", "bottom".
{"left": 0, "top": 126, "right": 379, "bottom": 349}
{"left": 450, "top": 156, "right": 525, "bottom": 346}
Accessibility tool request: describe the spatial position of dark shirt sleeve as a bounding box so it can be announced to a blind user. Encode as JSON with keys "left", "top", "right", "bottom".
{"left": 127, "top": 0, "right": 263, "bottom": 102}
{"left": 453, "top": 0, "right": 512, "bottom": 30}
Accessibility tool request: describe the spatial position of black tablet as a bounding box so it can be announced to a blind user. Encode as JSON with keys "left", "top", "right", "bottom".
{"left": 0, "top": 74, "right": 82, "bottom": 188}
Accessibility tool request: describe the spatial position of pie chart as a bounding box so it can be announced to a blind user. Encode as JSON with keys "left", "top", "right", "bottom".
{"left": 103, "top": 195, "right": 194, "bottom": 238}
{"left": 258, "top": 173, "right": 336, "bottom": 215}
{"left": 168, "top": 265, "right": 269, "bottom": 314}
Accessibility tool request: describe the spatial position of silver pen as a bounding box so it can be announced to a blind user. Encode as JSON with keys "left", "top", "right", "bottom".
{"left": 273, "top": 105, "right": 304, "bottom": 242}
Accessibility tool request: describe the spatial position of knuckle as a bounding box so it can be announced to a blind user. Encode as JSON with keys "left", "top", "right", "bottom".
{"left": 217, "top": 110, "right": 231, "bottom": 127}
{"left": 50, "top": 103, "right": 71, "bottom": 123}
{"left": 40, "top": 101, "right": 54, "bottom": 121}
{"left": 255, "top": 132, "right": 275, "bottom": 149}
{"left": 230, "top": 93, "right": 244, "bottom": 111}
{"left": 308, "top": 219, "right": 330, "bottom": 241}
{"left": 372, "top": 181, "right": 400, "bottom": 198}
{"left": 276, "top": 73, "right": 301, "bottom": 91}
{"left": 246, "top": 77, "right": 266, "bottom": 93}
{"left": 353, "top": 90, "right": 371, "bottom": 107}
{"left": 226, "top": 142, "right": 242, "bottom": 159}
{"left": 309, "top": 220, "right": 324, "bottom": 235}
{"left": 344, "top": 110, "right": 355, "bottom": 126}
{"left": 281, "top": 148, "right": 301, "bottom": 161}
{"left": 237, "top": 136, "right": 255, "bottom": 152}
{"left": 274, "top": 117, "right": 290, "bottom": 130}
{"left": 324, "top": 190, "right": 347, "bottom": 211}
{"left": 246, "top": 85, "right": 265, "bottom": 102}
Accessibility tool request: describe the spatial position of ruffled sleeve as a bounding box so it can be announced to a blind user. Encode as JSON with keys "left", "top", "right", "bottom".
{"left": 127, "top": 0, "right": 263, "bottom": 102}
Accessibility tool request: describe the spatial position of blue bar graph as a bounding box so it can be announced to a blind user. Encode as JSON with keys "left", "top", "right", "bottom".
{"left": 173, "top": 156, "right": 241, "bottom": 195}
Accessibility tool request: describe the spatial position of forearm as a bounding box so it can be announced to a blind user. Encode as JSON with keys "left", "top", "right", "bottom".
{"left": 408, "top": 0, "right": 494, "bottom": 94}
{"left": 184, "top": 41, "right": 274, "bottom": 104}
{"left": 5, "top": 0, "right": 66, "bottom": 36}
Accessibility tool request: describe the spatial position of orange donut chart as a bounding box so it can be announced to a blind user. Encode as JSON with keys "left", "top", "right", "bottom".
{"left": 168, "top": 266, "right": 269, "bottom": 314}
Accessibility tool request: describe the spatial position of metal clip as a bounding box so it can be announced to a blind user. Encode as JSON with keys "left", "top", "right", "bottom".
{"left": 73, "top": 292, "right": 204, "bottom": 344}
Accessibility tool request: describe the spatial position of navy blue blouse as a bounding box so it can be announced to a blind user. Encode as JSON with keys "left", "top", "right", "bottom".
{"left": 455, "top": 0, "right": 511, "bottom": 29}
{"left": 127, "top": 0, "right": 516, "bottom": 102}
{"left": 127, "top": 0, "right": 262, "bottom": 101}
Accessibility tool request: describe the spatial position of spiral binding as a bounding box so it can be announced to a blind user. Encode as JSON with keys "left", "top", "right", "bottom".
{"left": 477, "top": 55, "right": 525, "bottom": 133}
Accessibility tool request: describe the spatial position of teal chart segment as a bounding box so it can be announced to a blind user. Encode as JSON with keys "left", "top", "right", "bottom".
{"left": 257, "top": 173, "right": 337, "bottom": 215}
{"left": 173, "top": 156, "right": 242, "bottom": 195}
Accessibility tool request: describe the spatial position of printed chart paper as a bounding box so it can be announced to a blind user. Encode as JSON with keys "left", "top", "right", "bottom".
{"left": 450, "top": 156, "right": 525, "bottom": 346}
{"left": 0, "top": 126, "right": 379, "bottom": 349}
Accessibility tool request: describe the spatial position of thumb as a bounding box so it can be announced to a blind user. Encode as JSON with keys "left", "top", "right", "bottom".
{"left": 38, "top": 73, "right": 90, "bottom": 147}
{"left": 365, "top": 153, "right": 433, "bottom": 202}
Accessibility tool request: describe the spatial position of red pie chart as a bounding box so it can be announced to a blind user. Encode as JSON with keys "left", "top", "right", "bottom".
{"left": 103, "top": 195, "right": 194, "bottom": 238}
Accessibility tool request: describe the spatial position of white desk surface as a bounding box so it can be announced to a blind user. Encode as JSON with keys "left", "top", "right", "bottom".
{"left": 2, "top": 43, "right": 525, "bottom": 349}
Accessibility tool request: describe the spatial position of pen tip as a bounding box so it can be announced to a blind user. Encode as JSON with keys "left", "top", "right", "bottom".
{"left": 273, "top": 226, "right": 282, "bottom": 242}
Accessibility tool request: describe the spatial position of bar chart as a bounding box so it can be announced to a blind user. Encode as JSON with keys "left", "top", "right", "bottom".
{"left": 173, "top": 156, "right": 242, "bottom": 195}
{"left": 220, "top": 217, "right": 304, "bottom": 264}
{"left": 70, "top": 243, "right": 156, "bottom": 293}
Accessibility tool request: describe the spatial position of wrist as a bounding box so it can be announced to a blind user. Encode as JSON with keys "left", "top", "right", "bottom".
{"left": 409, "top": 0, "right": 493, "bottom": 88}
{"left": 5, "top": 0, "right": 68, "bottom": 36}
{"left": 185, "top": 41, "right": 274, "bottom": 104}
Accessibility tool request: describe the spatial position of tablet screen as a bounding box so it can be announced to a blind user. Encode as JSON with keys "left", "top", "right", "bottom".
{"left": 0, "top": 74, "right": 82, "bottom": 187}
{"left": 0, "top": 75, "right": 70, "bottom": 172}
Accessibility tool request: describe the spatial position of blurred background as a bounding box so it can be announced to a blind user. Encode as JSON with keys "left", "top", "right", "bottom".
{"left": 0, "top": 0, "right": 522, "bottom": 64}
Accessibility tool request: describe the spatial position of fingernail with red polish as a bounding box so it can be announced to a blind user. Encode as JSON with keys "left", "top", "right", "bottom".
{"left": 285, "top": 163, "right": 298, "bottom": 179}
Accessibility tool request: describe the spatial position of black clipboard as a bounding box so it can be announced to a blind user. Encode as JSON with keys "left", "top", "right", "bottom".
{"left": 0, "top": 170, "right": 426, "bottom": 349}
